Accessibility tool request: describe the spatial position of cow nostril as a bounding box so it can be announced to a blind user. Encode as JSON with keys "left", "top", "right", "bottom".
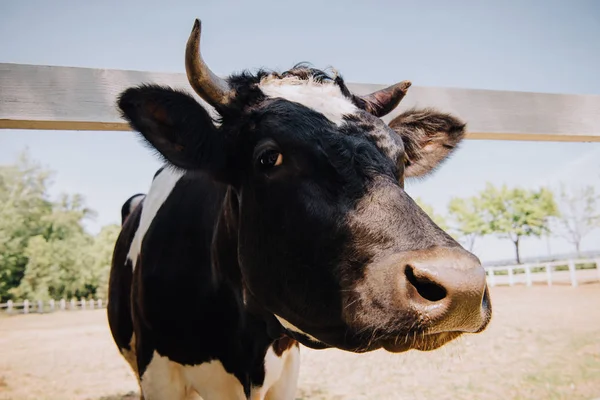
{"left": 405, "top": 265, "right": 447, "bottom": 302}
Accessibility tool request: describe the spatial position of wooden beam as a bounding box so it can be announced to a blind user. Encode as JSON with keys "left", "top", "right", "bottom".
{"left": 2, "top": 63, "right": 600, "bottom": 142}
{"left": 0, "top": 120, "right": 130, "bottom": 131}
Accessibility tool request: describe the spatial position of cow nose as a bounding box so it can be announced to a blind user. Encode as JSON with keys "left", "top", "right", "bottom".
{"left": 398, "top": 247, "right": 490, "bottom": 333}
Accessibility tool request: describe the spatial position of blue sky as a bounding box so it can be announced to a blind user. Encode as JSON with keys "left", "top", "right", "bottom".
{"left": 1, "top": 0, "right": 599, "bottom": 263}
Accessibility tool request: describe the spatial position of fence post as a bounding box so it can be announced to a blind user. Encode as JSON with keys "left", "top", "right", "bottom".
{"left": 89, "top": 299, "right": 94, "bottom": 309}
{"left": 7, "top": 300, "right": 13, "bottom": 313}
{"left": 97, "top": 299, "right": 103, "bottom": 308}
{"left": 80, "top": 298, "right": 86, "bottom": 310}
{"left": 70, "top": 298, "right": 75, "bottom": 310}
{"left": 546, "top": 264, "right": 552, "bottom": 286}
{"left": 37, "top": 300, "right": 43, "bottom": 313}
{"left": 524, "top": 265, "right": 532, "bottom": 287}
{"left": 49, "top": 299, "right": 55, "bottom": 311}
{"left": 508, "top": 267, "right": 515, "bottom": 286}
{"left": 487, "top": 269, "right": 496, "bottom": 287}
{"left": 568, "top": 260, "right": 578, "bottom": 287}
{"left": 596, "top": 259, "right": 600, "bottom": 281}
{"left": 23, "top": 299, "right": 29, "bottom": 314}
{"left": 60, "top": 298, "right": 66, "bottom": 310}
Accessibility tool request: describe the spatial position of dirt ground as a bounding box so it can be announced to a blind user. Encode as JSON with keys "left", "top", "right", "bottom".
{"left": 1, "top": 284, "right": 599, "bottom": 400}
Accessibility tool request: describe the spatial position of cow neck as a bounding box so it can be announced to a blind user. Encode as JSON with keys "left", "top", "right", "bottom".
{"left": 211, "top": 187, "right": 285, "bottom": 343}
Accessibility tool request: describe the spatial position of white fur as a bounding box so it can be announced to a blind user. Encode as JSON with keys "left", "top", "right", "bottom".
{"left": 128, "top": 194, "right": 145, "bottom": 216}
{"left": 274, "top": 314, "right": 323, "bottom": 344}
{"left": 140, "top": 347, "right": 300, "bottom": 400}
{"left": 127, "top": 167, "right": 184, "bottom": 270}
{"left": 258, "top": 76, "right": 357, "bottom": 126}
{"left": 261, "top": 344, "right": 300, "bottom": 400}
{"left": 183, "top": 360, "right": 247, "bottom": 399}
{"left": 141, "top": 351, "right": 235, "bottom": 400}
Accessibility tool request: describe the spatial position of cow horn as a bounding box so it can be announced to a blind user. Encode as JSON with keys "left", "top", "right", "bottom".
{"left": 357, "top": 81, "right": 412, "bottom": 118}
{"left": 185, "top": 19, "right": 233, "bottom": 110}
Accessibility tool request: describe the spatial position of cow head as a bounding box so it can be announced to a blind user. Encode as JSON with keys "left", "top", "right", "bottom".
{"left": 117, "top": 19, "right": 491, "bottom": 353}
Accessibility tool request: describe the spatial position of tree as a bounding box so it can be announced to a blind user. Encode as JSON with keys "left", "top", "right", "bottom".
{"left": 11, "top": 193, "right": 96, "bottom": 300}
{"left": 88, "top": 224, "right": 121, "bottom": 299}
{"left": 447, "top": 196, "right": 488, "bottom": 252}
{"left": 415, "top": 197, "right": 449, "bottom": 231}
{"left": 477, "top": 183, "right": 559, "bottom": 264}
{"left": 553, "top": 183, "right": 600, "bottom": 256}
{"left": 0, "top": 151, "right": 120, "bottom": 301}
{"left": 0, "top": 152, "right": 53, "bottom": 301}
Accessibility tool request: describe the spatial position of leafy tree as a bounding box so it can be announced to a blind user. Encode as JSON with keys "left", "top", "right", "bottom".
{"left": 0, "top": 151, "right": 120, "bottom": 301}
{"left": 415, "top": 197, "right": 449, "bottom": 231}
{"left": 11, "top": 193, "right": 96, "bottom": 300}
{"left": 553, "top": 183, "right": 600, "bottom": 256}
{"left": 88, "top": 224, "right": 121, "bottom": 299}
{"left": 477, "top": 183, "right": 558, "bottom": 264}
{"left": 0, "top": 152, "right": 53, "bottom": 301}
{"left": 447, "top": 196, "right": 488, "bottom": 252}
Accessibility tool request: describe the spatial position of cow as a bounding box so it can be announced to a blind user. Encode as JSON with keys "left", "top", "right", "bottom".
{"left": 107, "top": 18, "right": 492, "bottom": 400}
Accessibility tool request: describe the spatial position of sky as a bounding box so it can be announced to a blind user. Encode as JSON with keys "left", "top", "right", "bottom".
{"left": 1, "top": 0, "right": 599, "bottom": 263}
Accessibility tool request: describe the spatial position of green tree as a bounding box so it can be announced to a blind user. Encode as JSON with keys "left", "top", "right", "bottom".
{"left": 415, "top": 197, "right": 449, "bottom": 231}
{"left": 12, "top": 193, "right": 96, "bottom": 300}
{"left": 553, "top": 183, "right": 600, "bottom": 256}
{"left": 88, "top": 224, "right": 121, "bottom": 299}
{"left": 478, "top": 183, "right": 559, "bottom": 264}
{"left": 0, "top": 152, "right": 53, "bottom": 301}
{"left": 447, "top": 196, "right": 488, "bottom": 252}
{"left": 1, "top": 151, "right": 119, "bottom": 302}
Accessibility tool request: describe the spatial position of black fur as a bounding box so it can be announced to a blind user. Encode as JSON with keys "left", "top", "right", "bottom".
{"left": 109, "top": 64, "right": 490, "bottom": 397}
{"left": 108, "top": 201, "right": 142, "bottom": 352}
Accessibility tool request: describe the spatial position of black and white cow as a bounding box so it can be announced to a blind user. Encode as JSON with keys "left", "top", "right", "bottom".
{"left": 108, "top": 19, "right": 491, "bottom": 400}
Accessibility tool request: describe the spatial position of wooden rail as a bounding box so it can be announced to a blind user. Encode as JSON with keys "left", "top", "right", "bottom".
{"left": 2, "top": 63, "right": 600, "bottom": 142}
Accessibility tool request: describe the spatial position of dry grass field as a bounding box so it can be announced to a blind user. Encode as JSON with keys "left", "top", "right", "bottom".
{"left": 1, "top": 283, "right": 599, "bottom": 400}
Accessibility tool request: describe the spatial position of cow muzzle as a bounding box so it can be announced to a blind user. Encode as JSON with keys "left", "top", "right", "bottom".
{"left": 398, "top": 247, "right": 490, "bottom": 334}
{"left": 357, "top": 246, "right": 491, "bottom": 346}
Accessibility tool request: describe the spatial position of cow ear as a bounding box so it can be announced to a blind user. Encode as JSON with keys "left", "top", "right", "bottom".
{"left": 388, "top": 108, "right": 466, "bottom": 178}
{"left": 117, "top": 85, "right": 226, "bottom": 175}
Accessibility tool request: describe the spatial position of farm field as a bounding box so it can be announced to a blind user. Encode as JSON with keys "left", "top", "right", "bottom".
{"left": 0, "top": 284, "right": 599, "bottom": 400}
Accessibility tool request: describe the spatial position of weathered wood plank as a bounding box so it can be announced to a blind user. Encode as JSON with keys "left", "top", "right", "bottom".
{"left": 2, "top": 63, "right": 599, "bottom": 141}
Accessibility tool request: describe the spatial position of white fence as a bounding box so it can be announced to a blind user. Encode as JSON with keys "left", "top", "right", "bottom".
{"left": 0, "top": 298, "right": 105, "bottom": 315}
{"left": 485, "top": 258, "right": 600, "bottom": 287}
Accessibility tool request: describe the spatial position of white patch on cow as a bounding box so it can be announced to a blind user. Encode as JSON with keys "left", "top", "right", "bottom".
{"left": 127, "top": 167, "right": 184, "bottom": 270}
{"left": 182, "top": 359, "right": 247, "bottom": 399}
{"left": 128, "top": 194, "right": 145, "bottom": 216}
{"left": 258, "top": 75, "right": 357, "bottom": 126}
{"left": 274, "top": 314, "right": 323, "bottom": 344}
{"left": 141, "top": 347, "right": 300, "bottom": 400}
{"left": 251, "top": 346, "right": 282, "bottom": 399}
{"left": 141, "top": 351, "right": 244, "bottom": 399}
{"left": 140, "top": 351, "right": 192, "bottom": 399}
{"left": 261, "top": 344, "right": 300, "bottom": 400}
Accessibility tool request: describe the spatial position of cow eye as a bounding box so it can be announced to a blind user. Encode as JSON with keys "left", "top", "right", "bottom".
{"left": 257, "top": 149, "right": 283, "bottom": 169}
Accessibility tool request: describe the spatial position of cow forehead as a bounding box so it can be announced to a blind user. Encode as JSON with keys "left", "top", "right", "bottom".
{"left": 258, "top": 75, "right": 358, "bottom": 126}
{"left": 254, "top": 75, "right": 403, "bottom": 161}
